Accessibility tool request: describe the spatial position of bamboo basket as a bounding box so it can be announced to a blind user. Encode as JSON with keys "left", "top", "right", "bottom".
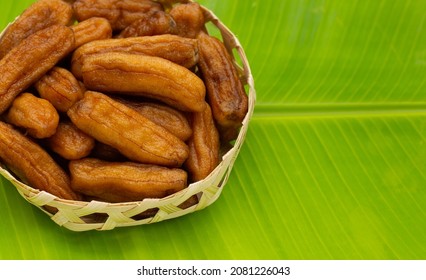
{"left": 0, "top": 1, "right": 256, "bottom": 232}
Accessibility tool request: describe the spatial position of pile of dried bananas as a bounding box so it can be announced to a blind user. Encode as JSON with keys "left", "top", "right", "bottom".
{"left": 0, "top": 0, "right": 248, "bottom": 206}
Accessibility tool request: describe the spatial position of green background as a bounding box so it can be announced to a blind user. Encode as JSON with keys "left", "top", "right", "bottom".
{"left": 1, "top": 0, "right": 425, "bottom": 259}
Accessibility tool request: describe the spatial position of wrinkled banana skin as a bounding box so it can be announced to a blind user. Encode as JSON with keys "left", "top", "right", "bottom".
{"left": 67, "top": 91, "right": 189, "bottom": 167}
{"left": 81, "top": 52, "right": 206, "bottom": 112}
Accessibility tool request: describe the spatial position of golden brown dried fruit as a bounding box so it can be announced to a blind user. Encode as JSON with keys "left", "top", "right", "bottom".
{"left": 117, "top": 10, "right": 177, "bottom": 38}
{"left": 71, "top": 34, "right": 199, "bottom": 79}
{"left": 0, "top": 0, "right": 73, "bottom": 59}
{"left": 169, "top": 2, "right": 205, "bottom": 38}
{"left": 35, "top": 67, "right": 84, "bottom": 112}
{"left": 117, "top": 100, "right": 192, "bottom": 141}
{"left": 81, "top": 52, "right": 206, "bottom": 112}
{"left": 0, "top": 121, "right": 81, "bottom": 201}
{"left": 5, "top": 93, "right": 59, "bottom": 139}
{"left": 197, "top": 32, "right": 248, "bottom": 141}
{"left": 69, "top": 158, "right": 187, "bottom": 203}
{"left": 67, "top": 91, "right": 189, "bottom": 167}
{"left": 47, "top": 121, "right": 95, "bottom": 160}
{"left": 116, "top": 0, "right": 164, "bottom": 30}
{"left": 73, "top": 0, "right": 162, "bottom": 31}
{"left": 0, "top": 25, "right": 75, "bottom": 114}
{"left": 73, "top": 0, "right": 119, "bottom": 30}
{"left": 184, "top": 103, "right": 220, "bottom": 182}
{"left": 70, "top": 17, "right": 113, "bottom": 49}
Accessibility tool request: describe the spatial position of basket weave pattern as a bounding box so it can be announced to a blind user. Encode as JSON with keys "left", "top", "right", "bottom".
{"left": 0, "top": 3, "right": 256, "bottom": 232}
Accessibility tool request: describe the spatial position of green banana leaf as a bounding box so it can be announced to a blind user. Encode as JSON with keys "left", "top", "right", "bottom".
{"left": 0, "top": 0, "right": 425, "bottom": 260}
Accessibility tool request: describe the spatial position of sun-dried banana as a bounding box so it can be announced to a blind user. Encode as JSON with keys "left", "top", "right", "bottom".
{"left": 0, "top": 25, "right": 75, "bottom": 114}
{"left": 47, "top": 121, "right": 95, "bottom": 160}
{"left": 184, "top": 103, "right": 220, "bottom": 182}
{"left": 0, "top": 0, "right": 73, "bottom": 59}
{"left": 35, "top": 67, "right": 84, "bottom": 112}
{"left": 70, "top": 17, "right": 113, "bottom": 49}
{"left": 69, "top": 158, "right": 187, "bottom": 203}
{"left": 81, "top": 52, "right": 206, "bottom": 112}
{"left": 71, "top": 34, "right": 199, "bottom": 79}
{"left": 0, "top": 121, "right": 81, "bottom": 201}
{"left": 5, "top": 93, "right": 59, "bottom": 139}
{"left": 169, "top": 2, "right": 205, "bottom": 38}
{"left": 73, "top": 0, "right": 162, "bottom": 31}
{"left": 197, "top": 31, "right": 248, "bottom": 141}
{"left": 117, "top": 10, "right": 177, "bottom": 38}
{"left": 117, "top": 99, "right": 192, "bottom": 141}
{"left": 67, "top": 91, "right": 189, "bottom": 167}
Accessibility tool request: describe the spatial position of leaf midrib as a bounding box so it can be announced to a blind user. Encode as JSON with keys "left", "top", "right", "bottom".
{"left": 254, "top": 102, "right": 426, "bottom": 119}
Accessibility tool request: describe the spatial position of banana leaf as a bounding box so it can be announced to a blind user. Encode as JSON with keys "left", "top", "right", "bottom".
{"left": 0, "top": 0, "right": 425, "bottom": 260}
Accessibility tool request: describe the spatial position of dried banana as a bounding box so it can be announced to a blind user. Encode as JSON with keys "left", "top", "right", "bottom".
{"left": 197, "top": 31, "right": 248, "bottom": 141}
{"left": 69, "top": 158, "right": 187, "bottom": 203}
{"left": 5, "top": 93, "right": 59, "bottom": 139}
{"left": 0, "top": 121, "right": 81, "bottom": 201}
{"left": 67, "top": 91, "right": 189, "bottom": 167}
{"left": 0, "top": 0, "right": 73, "bottom": 59}
{"left": 0, "top": 25, "right": 75, "bottom": 114}
{"left": 71, "top": 34, "right": 199, "bottom": 79}
{"left": 81, "top": 52, "right": 206, "bottom": 112}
